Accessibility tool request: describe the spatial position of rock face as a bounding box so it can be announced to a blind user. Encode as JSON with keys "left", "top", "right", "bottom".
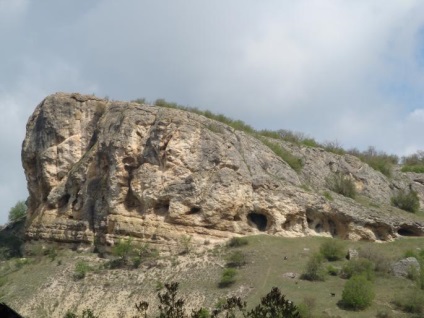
{"left": 391, "top": 257, "right": 421, "bottom": 278}
{"left": 21, "top": 93, "right": 424, "bottom": 248}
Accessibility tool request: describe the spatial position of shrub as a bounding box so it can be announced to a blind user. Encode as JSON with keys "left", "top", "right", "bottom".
{"left": 391, "top": 190, "right": 420, "bottom": 213}
{"left": 323, "top": 191, "right": 333, "bottom": 201}
{"left": 301, "top": 253, "right": 325, "bottom": 281}
{"left": 393, "top": 288, "right": 424, "bottom": 314}
{"left": 226, "top": 251, "right": 247, "bottom": 268}
{"left": 319, "top": 240, "right": 345, "bottom": 261}
{"left": 8, "top": 200, "right": 27, "bottom": 222}
{"left": 340, "top": 258, "right": 375, "bottom": 281}
{"left": 74, "top": 261, "right": 91, "bottom": 280}
{"left": 401, "top": 165, "right": 424, "bottom": 173}
{"left": 219, "top": 268, "right": 238, "bottom": 287}
{"left": 112, "top": 238, "right": 133, "bottom": 262}
{"left": 327, "top": 265, "right": 339, "bottom": 276}
{"left": 326, "top": 173, "right": 356, "bottom": 198}
{"left": 178, "top": 235, "right": 192, "bottom": 254}
{"left": 260, "top": 138, "right": 303, "bottom": 172}
{"left": 246, "top": 287, "right": 301, "bottom": 318}
{"left": 340, "top": 275, "right": 374, "bottom": 310}
{"left": 227, "top": 237, "right": 249, "bottom": 248}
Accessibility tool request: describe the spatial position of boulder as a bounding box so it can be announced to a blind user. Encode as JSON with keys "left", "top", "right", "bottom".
{"left": 391, "top": 257, "right": 420, "bottom": 277}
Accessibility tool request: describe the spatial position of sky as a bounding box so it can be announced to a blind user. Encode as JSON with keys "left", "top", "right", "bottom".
{"left": 1, "top": 0, "right": 424, "bottom": 224}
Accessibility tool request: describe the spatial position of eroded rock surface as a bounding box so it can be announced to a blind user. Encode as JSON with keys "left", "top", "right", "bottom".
{"left": 22, "top": 93, "right": 424, "bottom": 248}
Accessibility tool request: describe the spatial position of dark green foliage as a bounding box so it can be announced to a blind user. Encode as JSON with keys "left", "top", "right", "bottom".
{"left": 8, "top": 201, "right": 27, "bottom": 222}
{"left": 157, "top": 282, "right": 186, "bottom": 318}
{"left": 301, "top": 253, "right": 325, "bottom": 281}
{"left": 245, "top": 287, "right": 301, "bottom": 318}
{"left": 219, "top": 268, "right": 238, "bottom": 288}
{"left": 326, "top": 173, "right": 356, "bottom": 198}
{"left": 391, "top": 189, "right": 420, "bottom": 213}
{"left": 65, "top": 282, "right": 300, "bottom": 318}
{"left": 227, "top": 237, "right": 249, "bottom": 248}
{"left": 340, "top": 258, "right": 375, "bottom": 281}
{"left": 226, "top": 251, "right": 247, "bottom": 268}
{"left": 319, "top": 240, "right": 345, "bottom": 262}
{"left": 340, "top": 275, "right": 374, "bottom": 310}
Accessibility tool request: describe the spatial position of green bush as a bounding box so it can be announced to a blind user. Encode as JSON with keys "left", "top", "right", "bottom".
{"left": 340, "top": 275, "right": 374, "bottom": 310}
{"left": 73, "top": 261, "right": 91, "bottom": 280}
{"left": 327, "top": 265, "right": 339, "bottom": 276}
{"left": 226, "top": 251, "right": 247, "bottom": 268}
{"left": 340, "top": 258, "right": 375, "bottom": 281}
{"left": 260, "top": 138, "right": 303, "bottom": 172}
{"left": 227, "top": 237, "right": 249, "bottom": 248}
{"left": 391, "top": 190, "right": 420, "bottom": 213}
{"left": 8, "top": 200, "right": 27, "bottom": 222}
{"left": 319, "top": 240, "right": 346, "bottom": 261}
{"left": 401, "top": 165, "right": 424, "bottom": 173}
{"left": 326, "top": 173, "right": 356, "bottom": 198}
{"left": 219, "top": 268, "right": 238, "bottom": 287}
{"left": 301, "top": 253, "right": 326, "bottom": 281}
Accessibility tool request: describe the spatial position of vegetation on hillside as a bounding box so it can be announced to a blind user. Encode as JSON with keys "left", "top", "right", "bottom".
{"left": 133, "top": 97, "right": 424, "bottom": 178}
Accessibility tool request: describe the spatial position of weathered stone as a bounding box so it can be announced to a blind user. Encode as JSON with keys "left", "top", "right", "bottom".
{"left": 391, "top": 257, "right": 420, "bottom": 277}
{"left": 21, "top": 93, "right": 424, "bottom": 248}
{"left": 346, "top": 248, "right": 359, "bottom": 260}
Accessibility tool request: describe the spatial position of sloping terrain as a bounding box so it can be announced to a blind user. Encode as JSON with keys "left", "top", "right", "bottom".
{"left": 21, "top": 93, "right": 424, "bottom": 252}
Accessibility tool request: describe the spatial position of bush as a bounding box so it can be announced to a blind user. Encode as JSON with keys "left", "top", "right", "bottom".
{"left": 8, "top": 200, "right": 27, "bottom": 222}
{"left": 73, "top": 261, "right": 91, "bottom": 280}
{"left": 340, "top": 258, "right": 375, "bottom": 281}
{"left": 226, "top": 251, "right": 247, "bottom": 268}
{"left": 301, "top": 253, "right": 325, "bottom": 281}
{"left": 391, "top": 190, "right": 420, "bottom": 213}
{"left": 393, "top": 288, "right": 424, "bottom": 314}
{"left": 319, "top": 240, "right": 345, "bottom": 261}
{"left": 327, "top": 265, "right": 339, "bottom": 276}
{"left": 401, "top": 165, "right": 424, "bottom": 173}
{"left": 260, "top": 138, "right": 303, "bottom": 172}
{"left": 326, "top": 173, "right": 356, "bottom": 198}
{"left": 219, "top": 268, "right": 238, "bottom": 287}
{"left": 227, "top": 237, "right": 249, "bottom": 248}
{"left": 340, "top": 275, "right": 374, "bottom": 310}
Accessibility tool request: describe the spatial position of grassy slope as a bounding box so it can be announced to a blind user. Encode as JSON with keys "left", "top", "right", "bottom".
{"left": 1, "top": 236, "right": 424, "bottom": 317}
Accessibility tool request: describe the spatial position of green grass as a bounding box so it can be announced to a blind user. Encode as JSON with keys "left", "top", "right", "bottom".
{"left": 401, "top": 165, "right": 424, "bottom": 173}
{"left": 2, "top": 236, "right": 424, "bottom": 317}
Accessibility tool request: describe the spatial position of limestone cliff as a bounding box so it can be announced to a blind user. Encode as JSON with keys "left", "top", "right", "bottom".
{"left": 21, "top": 93, "right": 424, "bottom": 248}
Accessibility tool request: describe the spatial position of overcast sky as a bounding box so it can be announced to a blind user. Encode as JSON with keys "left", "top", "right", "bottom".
{"left": 1, "top": 0, "right": 424, "bottom": 224}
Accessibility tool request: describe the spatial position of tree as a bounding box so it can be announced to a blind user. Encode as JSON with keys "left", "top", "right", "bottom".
{"left": 8, "top": 201, "right": 27, "bottom": 222}
{"left": 340, "top": 275, "right": 374, "bottom": 310}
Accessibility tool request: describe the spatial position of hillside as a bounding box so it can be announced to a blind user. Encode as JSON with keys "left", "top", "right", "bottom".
{"left": 2, "top": 92, "right": 424, "bottom": 317}
{"left": 21, "top": 93, "right": 424, "bottom": 252}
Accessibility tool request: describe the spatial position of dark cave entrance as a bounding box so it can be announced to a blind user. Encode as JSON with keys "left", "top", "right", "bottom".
{"left": 397, "top": 226, "right": 421, "bottom": 237}
{"left": 247, "top": 212, "right": 268, "bottom": 231}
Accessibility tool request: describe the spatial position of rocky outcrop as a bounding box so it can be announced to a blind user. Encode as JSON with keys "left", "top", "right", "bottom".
{"left": 21, "top": 93, "right": 424, "bottom": 249}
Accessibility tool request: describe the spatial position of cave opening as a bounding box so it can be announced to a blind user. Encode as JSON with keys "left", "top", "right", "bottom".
{"left": 397, "top": 227, "right": 420, "bottom": 237}
{"left": 186, "top": 206, "right": 202, "bottom": 215}
{"left": 247, "top": 212, "right": 268, "bottom": 231}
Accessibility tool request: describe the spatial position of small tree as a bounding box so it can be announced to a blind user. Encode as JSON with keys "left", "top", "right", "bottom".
{"left": 319, "top": 240, "right": 345, "bottom": 261}
{"left": 8, "top": 200, "right": 27, "bottom": 222}
{"left": 301, "top": 253, "right": 325, "bottom": 281}
{"left": 326, "top": 173, "right": 356, "bottom": 198}
{"left": 391, "top": 190, "right": 420, "bottom": 213}
{"left": 246, "top": 287, "right": 301, "bottom": 318}
{"left": 340, "top": 275, "right": 374, "bottom": 310}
